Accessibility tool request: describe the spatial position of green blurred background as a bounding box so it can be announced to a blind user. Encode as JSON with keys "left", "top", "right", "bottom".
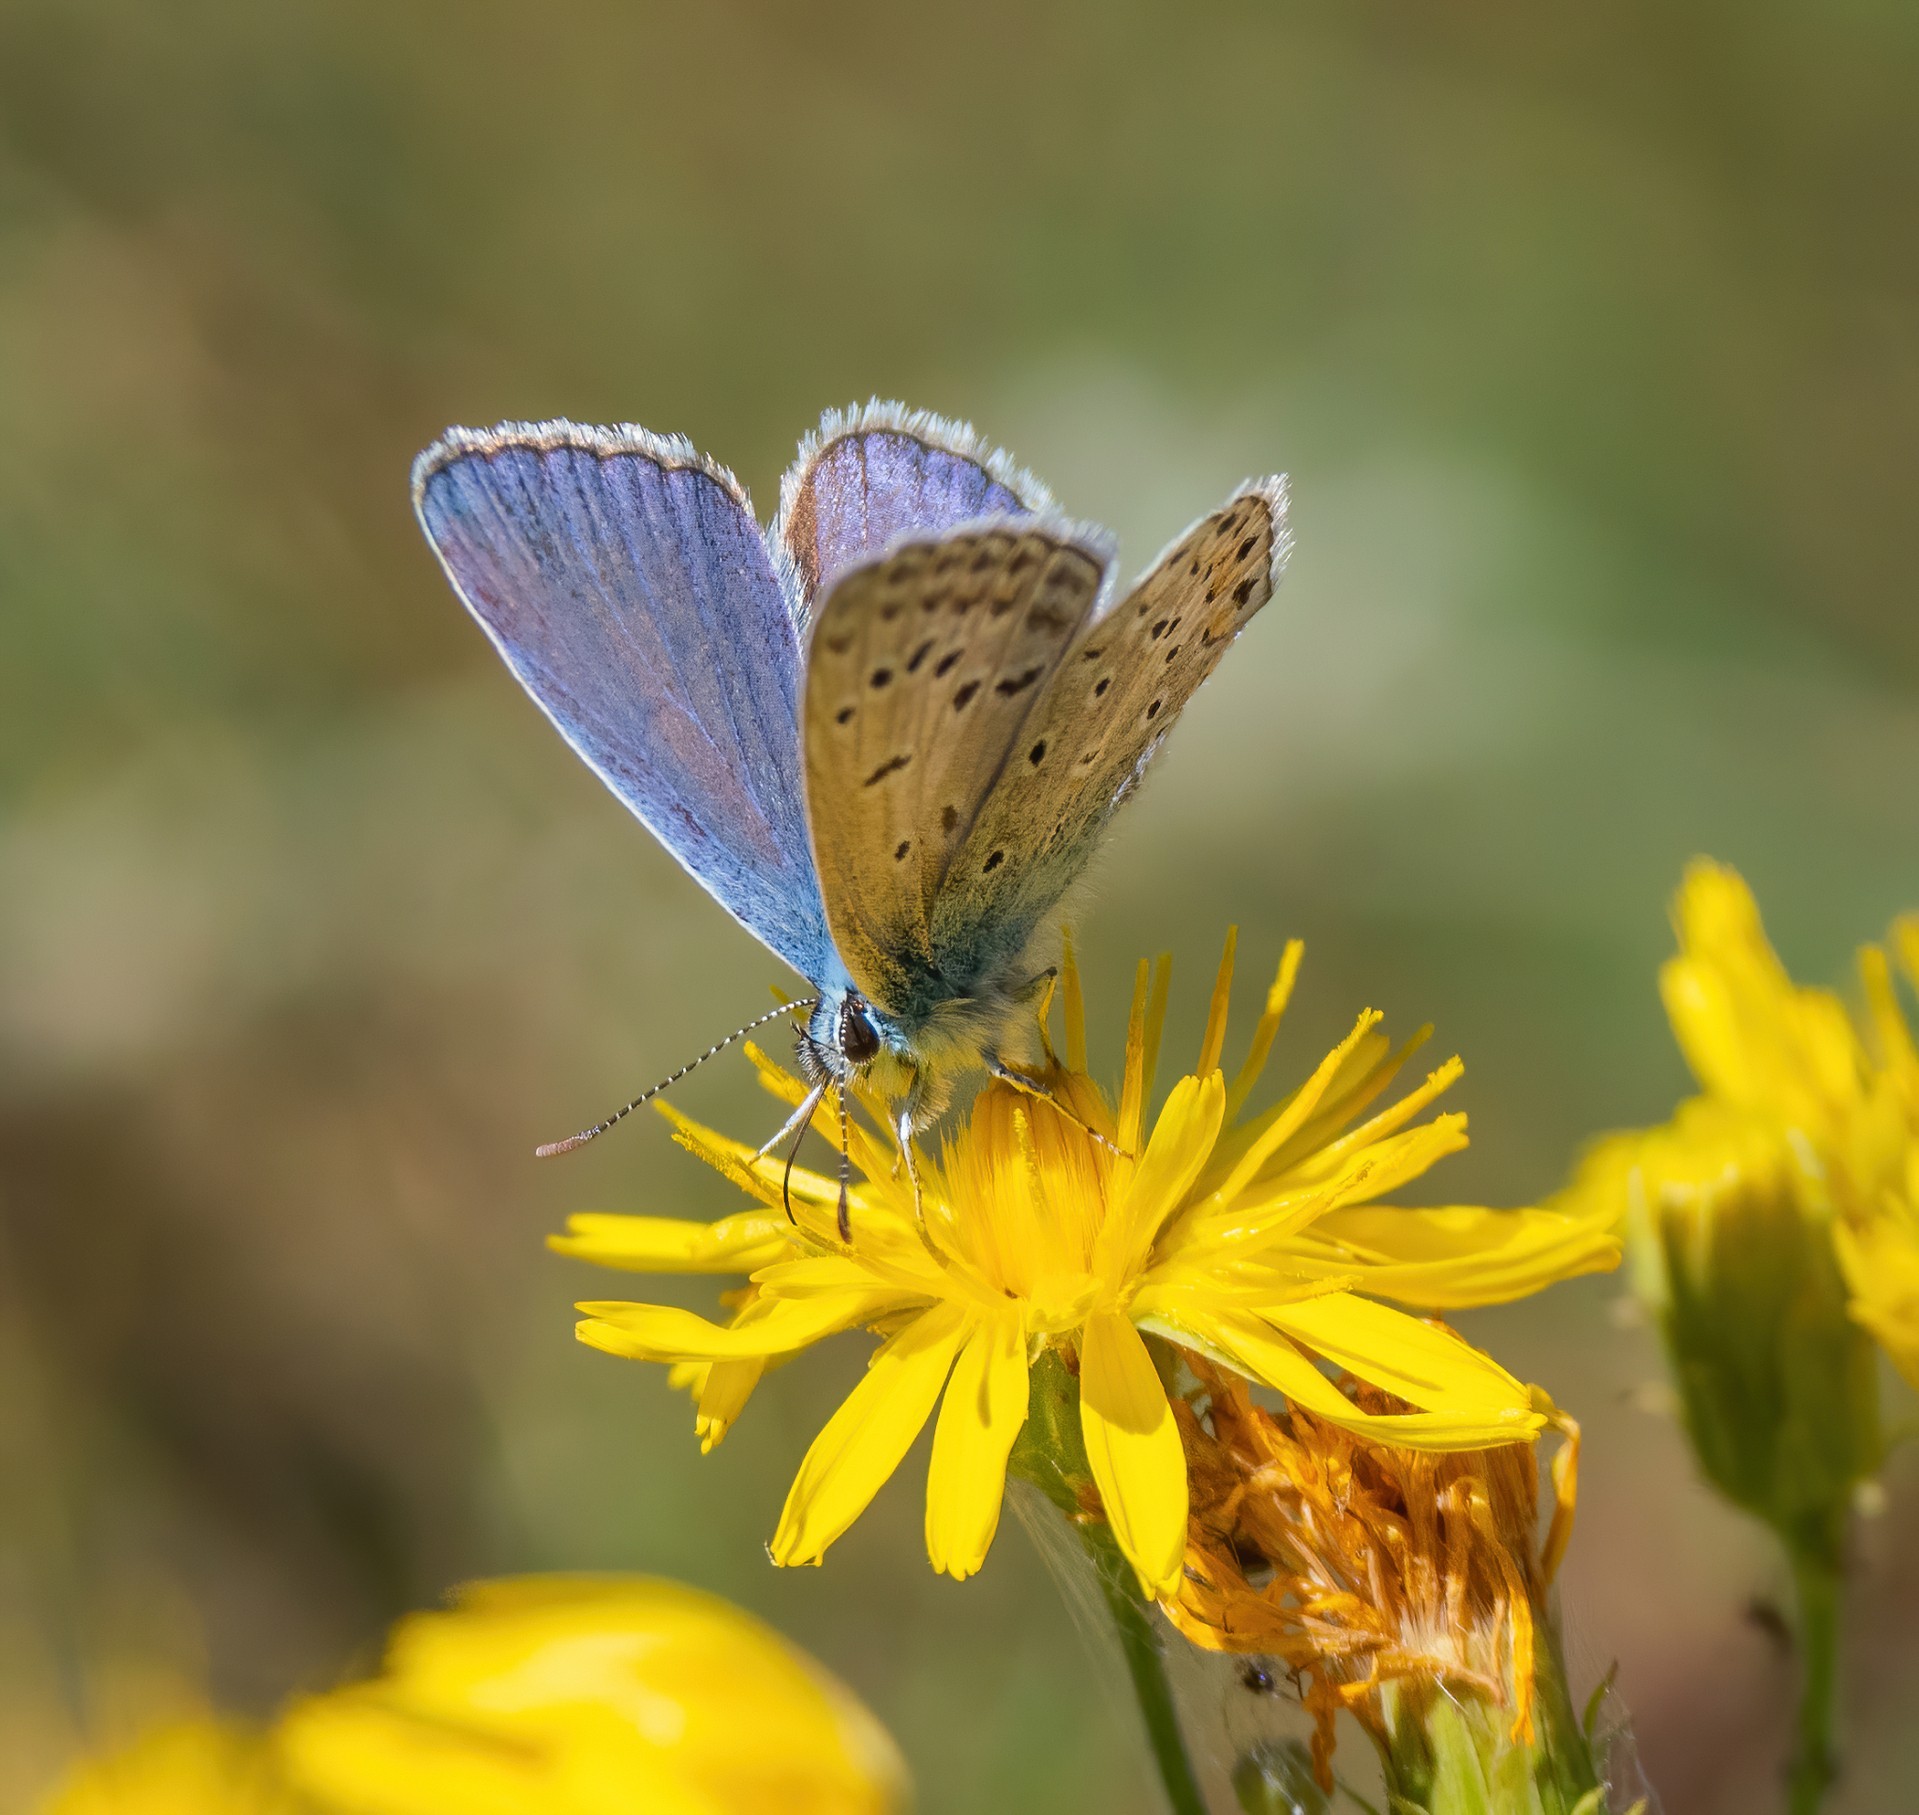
{"left": 2, "top": 2, "right": 1916, "bottom": 1808}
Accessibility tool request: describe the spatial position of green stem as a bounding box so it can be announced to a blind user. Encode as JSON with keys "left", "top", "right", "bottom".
{"left": 1079, "top": 1518, "right": 1209, "bottom": 1815}
{"left": 1786, "top": 1546, "right": 1841, "bottom": 1815}
{"left": 1009, "top": 1346, "right": 1207, "bottom": 1815}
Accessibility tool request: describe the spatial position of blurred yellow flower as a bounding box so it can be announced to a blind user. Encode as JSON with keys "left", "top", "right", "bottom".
{"left": 1566, "top": 863, "right": 1919, "bottom": 1396}
{"left": 41, "top": 1579, "right": 905, "bottom": 1815}
{"left": 1558, "top": 861, "right": 1918, "bottom": 1810}
{"left": 38, "top": 1719, "right": 289, "bottom": 1815}
{"left": 558, "top": 933, "right": 1616, "bottom": 1597}
{"left": 1832, "top": 915, "right": 1919, "bottom": 1389}
{"left": 277, "top": 1576, "right": 904, "bottom": 1815}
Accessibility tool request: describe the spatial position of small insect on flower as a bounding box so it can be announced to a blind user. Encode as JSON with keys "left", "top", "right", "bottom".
{"left": 555, "top": 930, "right": 1619, "bottom": 1597}
{"left": 413, "top": 404, "right": 1289, "bottom": 1213}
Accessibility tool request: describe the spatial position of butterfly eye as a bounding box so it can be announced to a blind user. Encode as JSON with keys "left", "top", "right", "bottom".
{"left": 838, "top": 999, "right": 881, "bottom": 1066}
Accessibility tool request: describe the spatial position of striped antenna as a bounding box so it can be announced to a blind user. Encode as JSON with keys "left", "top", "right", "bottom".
{"left": 535, "top": 999, "right": 816, "bottom": 1157}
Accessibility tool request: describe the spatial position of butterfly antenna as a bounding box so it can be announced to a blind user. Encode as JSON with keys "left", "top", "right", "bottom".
{"left": 535, "top": 999, "right": 817, "bottom": 1158}
{"left": 834, "top": 1087, "right": 853, "bottom": 1243}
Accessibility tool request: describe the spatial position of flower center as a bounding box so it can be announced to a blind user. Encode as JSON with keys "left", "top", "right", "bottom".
{"left": 937, "top": 1079, "right": 1117, "bottom": 1327}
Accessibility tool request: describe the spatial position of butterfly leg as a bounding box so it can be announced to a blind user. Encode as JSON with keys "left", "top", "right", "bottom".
{"left": 1014, "top": 965, "right": 1058, "bottom": 1016}
{"left": 893, "top": 1106, "right": 925, "bottom": 1222}
{"left": 985, "top": 1056, "right": 1126, "bottom": 1157}
{"left": 754, "top": 1081, "right": 827, "bottom": 1227}
{"left": 1013, "top": 967, "right": 1061, "bottom": 1065}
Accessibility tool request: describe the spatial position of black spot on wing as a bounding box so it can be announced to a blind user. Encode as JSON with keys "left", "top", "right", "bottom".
{"left": 995, "top": 665, "right": 1043, "bottom": 697}
{"left": 864, "top": 753, "right": 911, "bottom": 786}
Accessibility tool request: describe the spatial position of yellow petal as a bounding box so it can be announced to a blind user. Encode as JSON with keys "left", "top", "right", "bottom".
{"left": 1269, "top": 1055, "right": 1463, "bottom": 1188}
{"left": 548, "top": 1210, "right": 790, "bottom": 1274}
{"left": 1225, "top": 940, "right": 1303, "bottom": 1122}
{"left": 772, "top": 1302, "right": 970, "bottom": 1567}
{"left": 1293, "top": 1204, "right": 1621, "bottom": 1307}
{"left": 755, "top": 1240, "right": 946, "bottom": 1301}
{"left": 38, "top": 1720, "right": 286, "bottom": 1815}
{"left": 1079, "top": 1312, "right": 1187, "bottom": 1599}
{"left": 1118, "top": 959, "right": 1153, "bottom": 1152}
{"left": 1196, "top": 927, "right": 1238, "bottom": 1078}
{"left": 1834, "top": 1213, "right": 1919, "bottom": 1392}
{"left": 1140, "top": 955, "right": 1173, "bottom": 1127}
{"left": 694, "top": 1358, "right": 764, "bottom": 1453}
{"left": 657, "top": 1094, "right": 906, "bottom": 1238}
{"left": 1859, "top": 942, "right": 1919, "bottom": 1077}
{"left": 1163, "top": 1309, "right": 1542, "bottom": 1451}
{"left": 1200, "top": 1010, "right": 1384, "bottom": 1210}
{"left": 282, "top": 1690, "right": 705, "bottom": 1815}
{"left": 576, "top": 1291, "right": 887, "bottom": 1363}
{"left": 924, "top": 1314, "right": 1030, "bottom": 1580}
{"left": 1097, "top": 1070, "right": 1225, "bottom": 1279}
{"left": 1661, "top": 861, "right": 1864, "bottom": 1121}
{"left": 277, "top": 1576, "right": 907, "bottom": 1815}
{"left": 1061, "top": 925, "right": 1088, "bottom": 1072}
{"left": 1173, "top": 1117, "right": 1473, "bottom": 1263}
{"left": 1263, "top": 1291, "right": 1530, "bottom": 1414}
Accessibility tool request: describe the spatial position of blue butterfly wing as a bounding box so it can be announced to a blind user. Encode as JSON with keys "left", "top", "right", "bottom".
{"left": 773, "top": 402, "right": 1055, "bottom": 628}
{"left": 414, "top": 421, "right": 836, "bottom": 984}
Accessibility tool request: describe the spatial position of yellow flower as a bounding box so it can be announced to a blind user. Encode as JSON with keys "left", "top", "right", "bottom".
{"left": 37, "top": 1720, "right": 290, "bottom": 1815}
{"left": 275, "top": 1576, "right": 905, "bottom": 1815}
{"left": 1656, "top": 860, "right": 1864, "bottom": 1155}
{"left": 43, "top": 1580, "right": 904, "bottom": 1815}
{"left": 1832, "top": 915, "right": 1919, "bottom": 1389}
{"left": 1565, "top": 863, "right": 1919, "bottom": 1398}
{"left": 558, "top": 933, "right": 1617, "bottom": 1597}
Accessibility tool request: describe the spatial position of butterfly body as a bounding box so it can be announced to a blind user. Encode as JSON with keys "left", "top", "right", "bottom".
{"left": 413, "top": 403, "right": 1288, "bottom": 1151}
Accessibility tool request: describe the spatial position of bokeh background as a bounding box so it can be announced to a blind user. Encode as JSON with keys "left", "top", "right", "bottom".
{"left": 3, "top": 2, "right": 1917, "bottom": 1809}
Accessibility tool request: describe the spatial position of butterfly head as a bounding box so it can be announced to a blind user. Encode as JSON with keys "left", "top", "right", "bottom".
{"left": 799, "top": 987, "right": 919, "bottom": 1104}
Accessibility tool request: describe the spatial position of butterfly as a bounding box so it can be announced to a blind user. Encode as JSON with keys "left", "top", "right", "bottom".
{"left": 413, "top": 402, "right": 1289, "bottom": 1223}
